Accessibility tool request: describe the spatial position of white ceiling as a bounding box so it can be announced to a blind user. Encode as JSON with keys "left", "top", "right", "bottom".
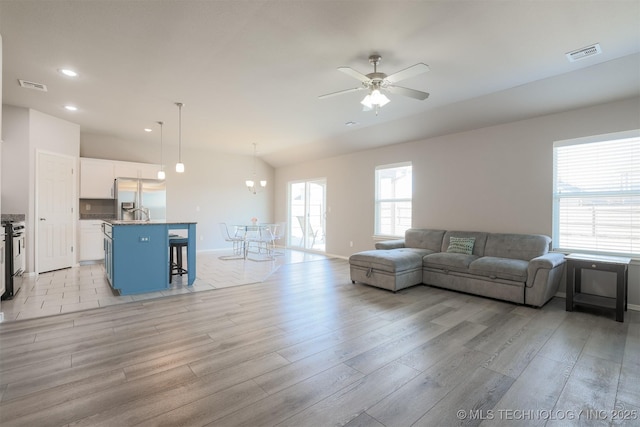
{"left": 1, "top": 0, "right": 639, "bottom": 167}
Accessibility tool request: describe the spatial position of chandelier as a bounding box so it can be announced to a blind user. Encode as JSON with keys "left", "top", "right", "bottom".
{"left": 246, "top": 143, "right": 267, "bottom": 194}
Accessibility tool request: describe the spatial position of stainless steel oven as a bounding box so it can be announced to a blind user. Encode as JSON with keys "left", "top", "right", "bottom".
{"left": 2, "top": 221, "right": 25, "bottom": 300}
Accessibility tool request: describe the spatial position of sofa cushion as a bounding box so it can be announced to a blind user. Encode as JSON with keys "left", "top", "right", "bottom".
{"left": 440, "top": 231, "right": 488, "bottom": 256}
{"left": 375, "top": 239, "right": 405, "bottom": 250}
{"left": 469, "top": 256, "right": 529, "bottom": 282}
{"left": 405, "top": 229, "right": 446, "bottom": 251}
{"left": 350, "top": 248, "right": 432, "bottom": 273}
{"left": 484, "top": 233, "right": 551, "bottom": 261}
{"left": 446, "top": 236, "right": 476, "bottom": 255}
{"left": 423, "top": 252, "right": 478, "bottom": 274}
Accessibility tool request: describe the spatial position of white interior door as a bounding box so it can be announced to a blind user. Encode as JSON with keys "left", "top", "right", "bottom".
{"left": 288, "top": 179, "right": 326, "bottom": 251}
{"left": 37, "top": 151, "right": 75, "bottom": 273}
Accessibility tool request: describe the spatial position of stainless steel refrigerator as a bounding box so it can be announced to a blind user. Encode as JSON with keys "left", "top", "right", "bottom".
{"left": 115, "top": 178, "right": 166, "bottom": 220}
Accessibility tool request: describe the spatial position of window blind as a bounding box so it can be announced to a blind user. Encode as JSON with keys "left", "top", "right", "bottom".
{"left": 553, "top": 131, "right": 640, "bottom": 257}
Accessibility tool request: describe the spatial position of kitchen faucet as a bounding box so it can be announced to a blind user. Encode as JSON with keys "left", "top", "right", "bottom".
{"left": 127, "top": 207, "right": 151, "bottom": 221}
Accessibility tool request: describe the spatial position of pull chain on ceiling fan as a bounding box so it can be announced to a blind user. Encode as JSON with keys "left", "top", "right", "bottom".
{"left": 319, "top": 54, "right": 430, "bottom": 114}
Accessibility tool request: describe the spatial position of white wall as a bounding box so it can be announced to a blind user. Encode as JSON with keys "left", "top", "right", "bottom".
{"left": 0, "top": 106, "right": 29, "bottom": 214}
{"left": 81, "top": 135, "right": 274, "bottom": 250}
{"left": 274, "top": 97, "right": 640, "bottom": 304}
{"left": 1, "top": 105, "right": 80, "bottom": 273}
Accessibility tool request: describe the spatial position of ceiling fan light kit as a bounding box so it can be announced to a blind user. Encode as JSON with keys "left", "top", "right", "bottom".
{"left": 319, "top": 54, "right": 430, "bottom": 114}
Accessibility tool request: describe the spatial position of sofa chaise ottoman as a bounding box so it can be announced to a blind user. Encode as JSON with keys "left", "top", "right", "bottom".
{"left": 349, "top": 229, "right": 445, "bottom": 292}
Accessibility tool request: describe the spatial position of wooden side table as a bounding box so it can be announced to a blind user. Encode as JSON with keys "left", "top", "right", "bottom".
{"left": 565, "top": 253, "right": 630, "bottom": 322}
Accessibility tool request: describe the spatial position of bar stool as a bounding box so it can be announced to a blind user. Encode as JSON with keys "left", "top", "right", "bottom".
{"left": 169, "top": 235, "right": 188, "bottom": 283}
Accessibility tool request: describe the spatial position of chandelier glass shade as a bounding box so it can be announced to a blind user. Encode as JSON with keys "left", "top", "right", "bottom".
{"left": 361, "top": 88, "right": 390, "bottom": 109}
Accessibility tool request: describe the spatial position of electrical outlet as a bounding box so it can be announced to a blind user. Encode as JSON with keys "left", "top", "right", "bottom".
{"left": 85, "top": 203, "right": 91, "bottom": 211}
{"left": 349, "top": 241, "right": 353, "bottom": 247}
{"left": 139, "top": 236, "right": 150, "bottom": 243}
{"left": 199, "top": 235, "right": 204, "bottom": 241}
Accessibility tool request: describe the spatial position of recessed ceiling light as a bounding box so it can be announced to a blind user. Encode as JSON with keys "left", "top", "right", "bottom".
{"left": 144, "top": 128, "right": 153, "bottom": 132}
{"left": 59, "top": 69, "right": 78, "bottom": 77}
{"left": 64, "top": 105, "right": 78, "bottom": 111}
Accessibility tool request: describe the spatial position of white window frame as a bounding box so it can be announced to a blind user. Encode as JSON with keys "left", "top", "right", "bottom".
{"left": 552, "top": 129, "right": 640, "bottom": 258}
{"left": 375, "top": 162, "right": 412, "bottom": 238}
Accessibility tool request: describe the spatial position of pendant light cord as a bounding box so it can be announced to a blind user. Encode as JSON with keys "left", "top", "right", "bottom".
{"left": 157, "top": 121, "right": 164, "bottom": 170}
{"left": 177, "top": 103, "right": 183, "bottom": 163}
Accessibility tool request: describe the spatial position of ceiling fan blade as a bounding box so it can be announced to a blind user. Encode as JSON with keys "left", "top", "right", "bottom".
{"left": 318, "top": 87, "right": 365, "bottom": 99}
{"left": 387, "top": 85, "right": 430, "bottom": 100}
{"left": 338, "top": 67, "right": 371, "bottom": 83}
{"left": 385, "top": 63, "right": 430, "bottom": 83}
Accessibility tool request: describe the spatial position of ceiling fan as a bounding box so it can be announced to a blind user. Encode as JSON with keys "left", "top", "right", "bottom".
{"left": 319, "top": 54, "right": 430, "bottom": 114}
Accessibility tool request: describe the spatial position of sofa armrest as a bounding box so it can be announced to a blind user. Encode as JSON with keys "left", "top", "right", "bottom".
{"left": 528, "top": 252, "right": 566, "bottom": 272}
{"left": 375, "top": 239, "right": 406, "bottom": 250}
{"left": 525, "top": 252, "right": 566, "bottom": 307}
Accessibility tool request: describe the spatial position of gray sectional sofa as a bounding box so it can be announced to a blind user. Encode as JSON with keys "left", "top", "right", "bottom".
{"left": 349, "top": 228, "right": 566, "bottom": 307}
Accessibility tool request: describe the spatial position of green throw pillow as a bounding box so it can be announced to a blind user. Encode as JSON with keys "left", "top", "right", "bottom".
{"left": 447, "top": 236, "right": 475, "bottom": 255}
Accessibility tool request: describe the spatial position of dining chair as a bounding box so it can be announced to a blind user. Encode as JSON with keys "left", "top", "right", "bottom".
{"left": 245, "top": 224, "right": 276, "bottom": 261}
{"left": 218, "top": 222, "right": 245, "bottom": 260}
{"left": 271, "top": 222, "right": 286, "bottom": 255}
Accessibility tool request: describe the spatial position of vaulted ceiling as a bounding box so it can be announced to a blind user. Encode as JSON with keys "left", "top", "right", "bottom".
{"left": 1, "top": 1, "right": 639, "bottom": 167}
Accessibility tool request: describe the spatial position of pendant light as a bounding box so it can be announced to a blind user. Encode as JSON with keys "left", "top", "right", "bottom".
{"left": 156, "top": 121, "right": 166, "bottom": 179}
{"left": 175, "top": 102, "right": 185, "bottom": 173}
{"left": 246, "top": 143, "right": 267, "bottom": 194}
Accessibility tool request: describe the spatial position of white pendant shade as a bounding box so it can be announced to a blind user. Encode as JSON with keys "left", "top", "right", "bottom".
{"left": 157, "top": 120, "right": 165, "bottom": 180}
{"left": 175, "top": 102, "right": 185, "bottom": 173}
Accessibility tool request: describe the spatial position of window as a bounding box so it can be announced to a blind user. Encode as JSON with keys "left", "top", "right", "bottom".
{"left": 375, "top": 162, "right": 412, "bottom": 237}
{"left": 553, "top": 130, "right": 640, "bottom": 257}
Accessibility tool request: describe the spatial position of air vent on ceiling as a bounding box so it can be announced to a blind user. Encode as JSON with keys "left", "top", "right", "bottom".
{"left": 566, "top": 43, "right": 602, "bottom": 62}
{"left": 18, "top": 79, "right": 48, "bottom": 92}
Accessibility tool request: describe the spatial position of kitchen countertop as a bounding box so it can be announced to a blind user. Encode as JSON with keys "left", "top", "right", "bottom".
{"left": 105, "top": 220, "right": 197, "bottom": 225}
{"left": 1, "top": 213, "right": 26, "bottom": 222}
{"left": 79, "top": 215, "right": 116, "bottom": 220}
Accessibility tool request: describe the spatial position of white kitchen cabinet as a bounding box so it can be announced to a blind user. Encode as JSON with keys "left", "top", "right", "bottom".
{"left": 80, "top": 158, "right": 115, "bottom": 199}
{"left": 114, "top": 161, "right": 160, "bottom": 179}
{"left": 79, "top": 220, "right": 105, "bottom": 261}
{"left": 80, "top": 158, "right": 161, "bottom": 199}
{"left": 137, "top": 163, "right": 160, "bottom": 179}
{"left": 113, "top": 161, "right": 140, "bottom": 179}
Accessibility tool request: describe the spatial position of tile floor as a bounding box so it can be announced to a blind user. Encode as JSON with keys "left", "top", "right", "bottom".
{"left": 0, "top": 249, "right": 329, "bottom": 322}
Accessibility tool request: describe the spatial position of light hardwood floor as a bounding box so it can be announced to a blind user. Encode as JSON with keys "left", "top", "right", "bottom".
{"left": 0, "top": 258, "right": 638, "bottom": 426}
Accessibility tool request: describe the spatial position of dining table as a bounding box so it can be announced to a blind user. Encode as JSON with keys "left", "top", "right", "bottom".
{"left": 233, "top": 223, "right": 278, "bottom": 260}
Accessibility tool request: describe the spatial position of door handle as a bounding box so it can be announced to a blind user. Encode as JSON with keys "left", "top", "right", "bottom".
{"left": 40, "top": 218, "right": 46, "bottom": 221}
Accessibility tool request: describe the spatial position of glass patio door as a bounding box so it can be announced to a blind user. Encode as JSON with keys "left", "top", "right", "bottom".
{"left": 288, "top": 179, "right": 326, "bottom": 251}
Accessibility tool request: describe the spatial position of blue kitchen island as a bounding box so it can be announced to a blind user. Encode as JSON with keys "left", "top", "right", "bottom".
{"left": 103, "top": 220, "right": 197, "bottom": 295}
